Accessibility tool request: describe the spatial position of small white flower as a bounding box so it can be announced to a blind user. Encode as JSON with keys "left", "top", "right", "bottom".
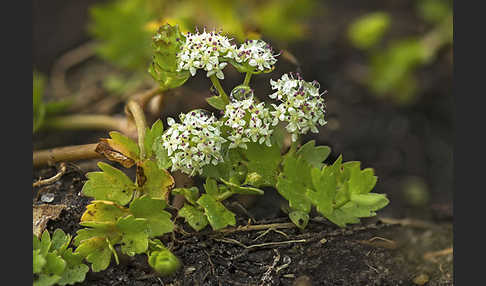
{"left": 236, "top": 40, "right": 279, "bottom": 72}
{"left": 176, "top": 29, "right": 236, "bottom": 80}
{"left": 223, "top": 96, "right": 274, "bottom": 149}
{"left": 160, "top": 110, "right": 226, "bottom": 175}
{"left": 268, "top": 73, "right": 327, "bottom": 141}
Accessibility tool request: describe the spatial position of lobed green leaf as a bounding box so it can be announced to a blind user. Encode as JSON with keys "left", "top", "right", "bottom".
{"left": 144, "top": 119, "right": 164, "bottom": 159}
{"left": 296, "top": 140, "right": 331, "bottom": 169}
{"left": 178, "top": 204, "right": 209, "bottom": 231}
{"left": 130, "top": 195, "right": 174, "bottom": 237}
{"left": 138, "top": 159, "right": 175, "bottom": 199}
{"left": 197, "top": 194, "right": 236, "bottom": 230}
{"left": 82, "top": 162, "right": 136, "bottom": 205}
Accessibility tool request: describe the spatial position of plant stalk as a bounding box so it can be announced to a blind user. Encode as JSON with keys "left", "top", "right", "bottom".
{"left": 126, "top": 100, "right": 148, "bottom": 160}
{"left": 33, "top": 143, "right": 103, "bottom": 167}
{"left": 243, "top": 72, "right": 252, "bottom": 86}
{"left": 209, "top": 75, "right": 229, "bottom": 101}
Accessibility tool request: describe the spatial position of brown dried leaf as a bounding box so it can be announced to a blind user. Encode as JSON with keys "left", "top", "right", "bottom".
{"left": 96, "top": 139, "right": 136, "bottom": 168}
{"left": 33, "top": 204, "right": 67, "bottom": 237}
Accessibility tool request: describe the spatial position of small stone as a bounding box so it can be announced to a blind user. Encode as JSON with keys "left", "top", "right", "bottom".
{"left": 185, "top": 266, "right": 196, "bottom": 275}
{"left": 413, "top": 273, "right": 429, "bottom": 285}
{"left": 41, "top": 193, "right": 55, "bottom": 203}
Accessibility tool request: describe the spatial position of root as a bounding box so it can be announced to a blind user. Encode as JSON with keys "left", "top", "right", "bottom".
{"left": 33, "top": 162, "right": 67, "bottom": 188}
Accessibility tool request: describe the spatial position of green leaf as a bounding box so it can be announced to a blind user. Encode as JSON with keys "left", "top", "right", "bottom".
{"left": 33, "top": 249, "right": 46, "bottom": 274}
{"left": 197, "top": 194, "right": 236, "bottom": 230}
{"left": 138, "top": 159, "right": 175, "bottom": 199}
{"left": 348, "top": 167, "right": 378, "bottom": 195}
{"left": 58, "top": 248, "right": 90, "bottom": 285}
{"left": 350, "top": 193, "right": 389, "bottom": 210}
{"left": 296, "top": 140, "right": 331, "bottom": 169}
{"left": 144, "top": 119, "right": 164, "bottom": 159}
{"left": 51, "top": 229, "right": 71, "bottom": 254}
{"left": 276, "top": 155, "right": 313, "bottom": 213}
{"left": 106, "top": 131, "right": 141, "bottom": 161}
{"left": 149, "top": 63, "right": 191, "bottom": 90}
{"left": 116, "top": 215, "right": 150, "bottom": 256}
{"left": 150, "top": 24, "right": 191, "bottom": 89}
{"left": 57, "top": 262, "right": 90, "bottom": 286}
{"left": 80, "top": 200, "right": 129, "bottom": 224}
{"left": 204, "top": 178, "right": 220, "bottom": 197}
{"left": 307, "top": 165, "right": 337, "bottom": 217}
{"left": 153, "top": 138, "right": 172, "bottom": 170}
{"left": 44, "top": 252, "right": 67, "bottom": 276}
{"left": 325, "top": 205, "right": 361, "bottom": 227}
{"left": 130, "top": 195, "right": 174, "bottom": 237}
{"left": 206, "top": 95, "right": 229, "bottom": 111}
{"left": 289, "top": 210, "right": 309, "bottom": 229}
{"left": 172, "top": 187, "right": 200, "bottom": 205}
{"left": 243, "top": 142, "right": 282, "bottom": 187}
{"left": 178, "top": 204, "right": 209, "bottom": 231}
{"left": 75, "top": 237, "right": 114, "bottom": 272}
{"left": 73, "top": 226, "right": 120, "bottom": 246}
{"left": 39, "top": 230, "right": 52, "bottom": 257}
{"left": 34, "top": 274, "right": 61, "bottom": 286}
{"left": 82, "top": 162, "right": 136, "bottom": 205}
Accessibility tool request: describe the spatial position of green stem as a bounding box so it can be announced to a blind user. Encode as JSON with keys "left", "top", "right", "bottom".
{"left": 209, "top": 75, "right": 229, "bottom": 102}
{"left": 243, "top": 72, "right": 252, "bottom": 86}
{"left": 126, "top": 100, "right": 148, "bottom": 160}
{"left": 217, "top": 191, "right": 234, "bottom": 201}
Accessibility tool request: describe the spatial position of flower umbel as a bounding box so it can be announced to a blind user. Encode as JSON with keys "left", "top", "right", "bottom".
{"left": 176, "top": 29, "right": 237, "bottom": 79}
{"left": 236, "top": 39, "right": 279, "bottom": 72}
{"left": 269, "top": 73, "right": 327, "bottom": 141}
{"left": 223, "top": 94, "right": 274, "bottom": 149}
{"left": 161, "top": 110, "right": 226, "bottom": 175}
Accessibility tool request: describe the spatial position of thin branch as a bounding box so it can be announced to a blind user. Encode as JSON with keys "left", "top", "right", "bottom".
{"left": 217, "top": 222, "right": 296, "bottom": 234}
{"left": 33, "top": 163, "right": 67, "bottom": 188}
{"left": 33, "top": 143, "right": 102, "bottom": 168}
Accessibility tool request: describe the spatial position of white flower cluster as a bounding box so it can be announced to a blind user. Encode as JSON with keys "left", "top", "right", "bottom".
{"left": 176, "top": 29, "right": 279, "bottom": 80}
{"left": 235, "top": 40, "right": 279, "bottom": 72}
{"left": 176, "top": 29, "right": 237, "bottom": 79}
{"left": 223, "top": 96, "right": 274, "bottom": 149}
{"left": 161, "top": 110, "right": 226, "bottom": 175}
{"left": 269, "top": 73, "right": 327, "bottom": 142}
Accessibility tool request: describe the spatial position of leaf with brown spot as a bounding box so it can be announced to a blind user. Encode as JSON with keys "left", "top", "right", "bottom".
{"left": 80, "top": 200, "right": 129, "bottom": 224}
{"left": 99, "top": 131, "right": 140, "bottom": 162}
{"left": 136, "top": 164, "right": 147, "bottom": 187}
{"left": 96, "top": 139, "right": 136, "bottom": 168}
{"left": 138, "top": 159, "right": 174, "bottom": 200}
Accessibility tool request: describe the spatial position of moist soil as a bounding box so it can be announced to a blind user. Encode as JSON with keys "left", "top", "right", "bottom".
{"left": 33, "top": 166, "right": 452, "bottom": 286}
